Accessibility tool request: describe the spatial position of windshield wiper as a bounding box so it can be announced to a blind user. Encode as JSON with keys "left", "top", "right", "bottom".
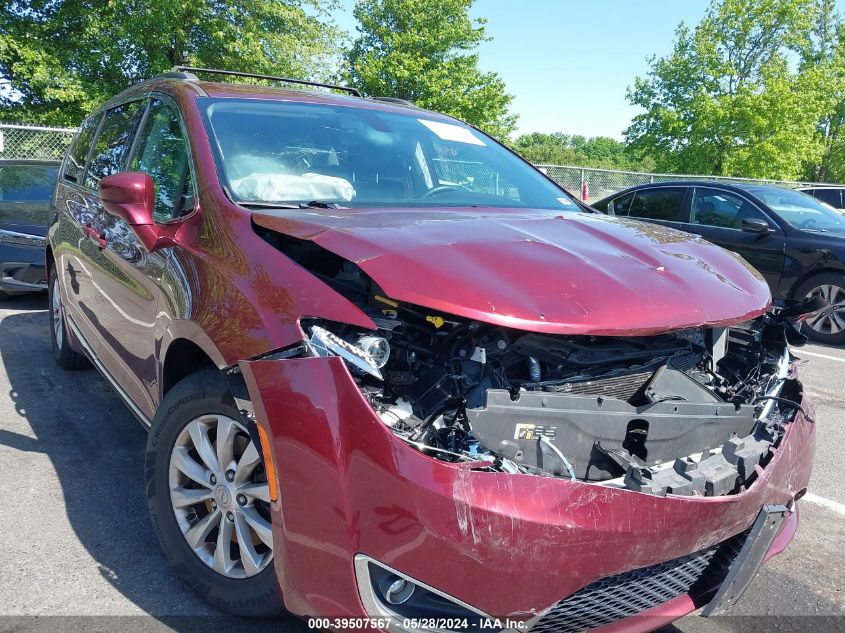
{"left": 237, "top": 200, "right": 343, "bottom": 210}
{"left": 238, "top": 201, "right": 300, "bottom": 209}
{"left": 300, "top": 200, "right": 342, "bottom": 209}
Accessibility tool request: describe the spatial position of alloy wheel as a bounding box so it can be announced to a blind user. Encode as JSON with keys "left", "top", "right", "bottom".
{"left": 51, "top": 276, "right": 63, "bottom": 349}
{"left": 168, "top": 415, "right": 273, "bottom": 579}
{"left": 804, "top": 284, "right": 845, "bottom": 336}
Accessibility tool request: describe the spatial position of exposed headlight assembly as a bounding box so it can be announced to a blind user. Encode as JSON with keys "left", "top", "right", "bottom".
{"left": 308, "top": 324, "right": 389, "bottom": 380}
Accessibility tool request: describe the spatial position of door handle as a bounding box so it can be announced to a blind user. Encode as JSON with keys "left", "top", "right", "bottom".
{"left": 83, "top": 224, "right": 107, "bottom": 249}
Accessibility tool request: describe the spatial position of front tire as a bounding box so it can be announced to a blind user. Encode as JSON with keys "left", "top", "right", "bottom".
{"left": 48, "top": 266, "right": 89, "bottom": 370}
{"left": 145, "top": 369, "right": 283, "bottom": 616}
{"left": 794, "top": 273, "right": 845, "bottom": 345}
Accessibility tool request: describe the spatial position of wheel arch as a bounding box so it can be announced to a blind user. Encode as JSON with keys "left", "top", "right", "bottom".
{"left": 160, "top": 336, "right": 221, "bottom": 399}
{"left": 787, "top": 266, "right": 845, "bottom": 300}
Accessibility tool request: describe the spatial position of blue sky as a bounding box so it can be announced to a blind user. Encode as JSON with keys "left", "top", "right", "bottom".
{"left": 334, "top": 1, "right": 842, "bottom": 139}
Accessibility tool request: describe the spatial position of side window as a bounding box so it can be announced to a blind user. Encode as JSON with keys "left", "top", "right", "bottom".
{"left": 84, "top": 100, "right": 146, "bottom": 189}
{"left": 130, "top": 98, "right": 195, "bottom": 222}
{"left": 607, "top": 191, "right": 634, "bottom": 216}
{"left": 813, "top": 189, "right": 842, "bottom": 209}
{"left": 629, "top": 188, "right": 684, "bottom": 221}
{"left": 691, "top": 188, "right": 765, "bottom": 229}
{"left": 63, "top": 115, "right": 102, "bottom": 184}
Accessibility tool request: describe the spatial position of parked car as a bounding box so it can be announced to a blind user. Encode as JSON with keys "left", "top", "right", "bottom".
{"left": 48, "top": 69, "right": 815, "bottom": 631}
{"left": 796, "top": 185, "right": 845, "bottom": 212}
{"left": 593, "top": 181, "right": 845, "bottom": 344}
{"left": 0, "top": 159, "right": 59, "bottom": 298}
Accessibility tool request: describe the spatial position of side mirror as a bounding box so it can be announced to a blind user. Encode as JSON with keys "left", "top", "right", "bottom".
{"left": 98, "top": 172, "right": 167, "bottom": 251}
{"left": 741, "top": 218, "right": 774, "bottom": 234}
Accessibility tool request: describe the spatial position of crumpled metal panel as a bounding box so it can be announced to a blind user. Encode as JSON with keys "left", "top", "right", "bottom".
{"left": 252, "top": 208, "right": 771, "bottom": 336}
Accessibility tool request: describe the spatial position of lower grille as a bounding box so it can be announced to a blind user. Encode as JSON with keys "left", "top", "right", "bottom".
{"left": 530, "top": 531, "right": 748, "bottom": 633}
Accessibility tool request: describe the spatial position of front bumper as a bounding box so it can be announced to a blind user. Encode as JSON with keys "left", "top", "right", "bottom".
{"left": 240, "top": 356, "right": 815, "bottom": 629}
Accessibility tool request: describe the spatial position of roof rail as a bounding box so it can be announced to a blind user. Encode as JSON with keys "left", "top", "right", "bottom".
{"left": 157, "top": 70, "right": 199, "bottom": 81}
{"left": 170, "top": 66, "right": 362, "bottom": 97}
{"left": 371, "top": 96, "right": 417, "bottom": 107}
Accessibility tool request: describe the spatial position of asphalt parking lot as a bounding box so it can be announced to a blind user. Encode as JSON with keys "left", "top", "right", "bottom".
{"left": 0, "top": 295, "right": 842, "bottom": 632}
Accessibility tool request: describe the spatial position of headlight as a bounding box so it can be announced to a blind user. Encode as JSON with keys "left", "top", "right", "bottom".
{"left": 307, "top": 324, "right": 389, "bottom": 380}
{"left": 356, "top": 335, "right": 391, "bottom": 368}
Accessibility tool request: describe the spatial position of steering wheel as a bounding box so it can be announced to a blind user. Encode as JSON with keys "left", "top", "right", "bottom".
{"left": 420, "top": 184, "right": 472, "bottom": 199}
{"left": 799, "top": 218, "right": 819, "bottom": 229}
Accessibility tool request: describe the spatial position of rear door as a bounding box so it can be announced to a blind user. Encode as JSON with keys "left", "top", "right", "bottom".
{"left": 53, "top": 113, "right": 106, "bottom": 351}
{"left": 676, "top": 187, "right": 786, "bottom": 290}
{"left": 611, "top": 186, "right": 690, "bottom": 229}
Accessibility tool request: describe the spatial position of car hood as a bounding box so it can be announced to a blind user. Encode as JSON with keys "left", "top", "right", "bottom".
{"left": 252, "top": 207, "right": 770, "bottom": 335}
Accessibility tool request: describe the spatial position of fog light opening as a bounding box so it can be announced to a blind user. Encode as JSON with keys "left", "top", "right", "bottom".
{"left": 381, "top": 575, "right": 415, "bottom": 605}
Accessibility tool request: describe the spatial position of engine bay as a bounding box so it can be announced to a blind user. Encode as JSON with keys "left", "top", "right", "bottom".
{"left": 261, "top": 229, "right": 810, "bottom": 498}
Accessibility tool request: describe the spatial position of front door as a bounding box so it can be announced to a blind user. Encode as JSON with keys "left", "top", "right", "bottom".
{"left": 90, "top": 96, "right": 197, "bottom": 419}
{"left": 677, "top": 187, "right": 786, "bottom": 291}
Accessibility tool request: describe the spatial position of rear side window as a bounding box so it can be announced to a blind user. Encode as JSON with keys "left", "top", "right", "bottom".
{"left": 811, "top": 189, "right": 842, "bottom": 208}
{"left": 606, "top": 191, "right": 634, "bottom": 216}
{"left": 130, "top": 97, "right": 195, "bottom": 222}
{"left": 84, "top": 100, "right": 146, "bottom": 189}
{"left": 629, "top": 188, "right": 685, "bottom": 221}
{"left": 63, "top": 115, "right": 101, "bottom": 184}
{"left": 0, "top": 165, "right": 58, "bottom": 201}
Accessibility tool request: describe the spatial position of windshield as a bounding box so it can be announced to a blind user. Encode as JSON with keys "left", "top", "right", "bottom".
{"left": 202, "top": 99, "right": 578, "bottom": 210}
{"left": 746, "top": 186, "right": 845, "bottom": 232}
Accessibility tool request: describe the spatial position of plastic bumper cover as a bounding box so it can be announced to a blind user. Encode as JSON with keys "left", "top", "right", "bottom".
{"left": 240, "top": 356, "right": 815, "bottom": 628}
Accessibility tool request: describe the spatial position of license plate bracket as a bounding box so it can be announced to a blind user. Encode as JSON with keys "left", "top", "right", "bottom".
{"left": 701, "top": 503, "right": 790, "bottom": 617}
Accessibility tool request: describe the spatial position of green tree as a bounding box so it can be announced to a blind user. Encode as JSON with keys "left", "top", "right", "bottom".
{"left": 0, "top": 0, "right": 340, "bottom": 126}
{"left": 625, "top": 0, "right": 833, "bottom": 180}
{"left": 511, "top": 132, "right": 654, "bottom": 171}
{"left": 345, "top": 0, "right": 516, "bottom": 139}
{"left": 802, "top": 1, "right": 845, "bottom": 181}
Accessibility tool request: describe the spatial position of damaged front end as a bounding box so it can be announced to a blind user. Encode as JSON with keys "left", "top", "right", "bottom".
{"left": 240, "top": 219, "right": 818, "bottom": 628}
{"left": 298, "top": 290, "right": 810, "bottom": 500}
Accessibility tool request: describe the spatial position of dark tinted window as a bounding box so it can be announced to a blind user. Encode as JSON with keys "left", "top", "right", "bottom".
{"left": 606, "top": 191, "right": 634, "bottom": 216}
{"left": 745, "top": 186, "right": 845, "bottom": 232}
{"left": 130, "top": 98, "right": 194, "bottom": 222}
{"left": 0, "top": 165, "right": 58, "bottom": 201}
{"left": 85, "top": 100, "right": 146, "bottom": 189}
{"left": 629, "top": 188, "right": 684, "bottom": 221}
{"left": 811, "top": 189, "right": 842, "bottom": 208}
{"left": 64, "top": 115, "right": 101, "bottom": 183}
{"left": 691, "top": 188, "right": 766, "bottom": 229}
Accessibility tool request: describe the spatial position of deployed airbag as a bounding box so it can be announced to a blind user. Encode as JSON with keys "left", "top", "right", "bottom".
{"left": 232, "top": 172, "right": 356, "bottom": 202}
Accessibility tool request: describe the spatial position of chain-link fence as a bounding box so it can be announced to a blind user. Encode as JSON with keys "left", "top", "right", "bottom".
{"left": 537, "top": 164, "right": 836, "bottom": 203}
{"left": 0, "top": 124, "right": 77, "bottom": 161}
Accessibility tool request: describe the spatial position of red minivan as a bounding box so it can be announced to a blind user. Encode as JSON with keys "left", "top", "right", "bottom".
{"left": 47, "top": 68, "right": 816, "bottom": 632}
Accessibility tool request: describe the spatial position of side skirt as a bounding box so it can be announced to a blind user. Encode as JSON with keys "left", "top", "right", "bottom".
{"left": 66, "top": 314, "right": 153, "bottom": 430}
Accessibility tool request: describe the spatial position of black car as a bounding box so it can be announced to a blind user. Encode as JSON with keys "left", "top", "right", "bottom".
{"left": 0, "top": 159, "right": 60, "bottom": 299}
{"left": 592, "top": 181, "right": 845, "bottom": 344}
